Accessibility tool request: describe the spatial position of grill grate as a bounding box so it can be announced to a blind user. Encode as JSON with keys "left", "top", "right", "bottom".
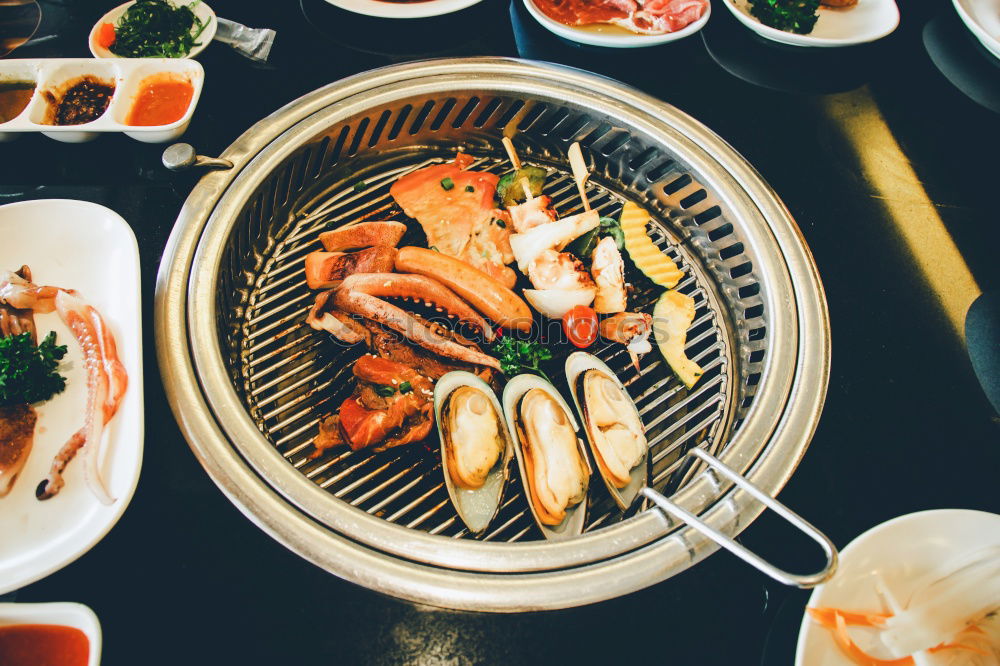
{"left": 232, "top": 154, "right": 737, "bottom": 541}
{"left": 161, "top": 61, "right": 832, "bottom": 607}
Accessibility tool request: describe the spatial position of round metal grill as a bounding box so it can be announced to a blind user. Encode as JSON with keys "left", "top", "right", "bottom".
{"left": 156, "top": 58, "right": 828, "bottom": 610}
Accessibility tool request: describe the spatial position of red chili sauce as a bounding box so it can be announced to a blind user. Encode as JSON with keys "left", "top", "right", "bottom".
{"left": 124, "top": 74, "right": 194, "bottom": 127}
{"left": 0, "top": 624, "right": 89, "bottom": 666}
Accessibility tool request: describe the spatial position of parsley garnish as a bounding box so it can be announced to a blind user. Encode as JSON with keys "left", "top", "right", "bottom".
{"left": 748, "top": 0, "right": 820, "bottom": 34}
{"left": 492, "top": 337, "right": 552, "bottom": 383}
{"left": 0, "top": 332, "right": 68, "bottom": 406}
{"left": 440, "top": 178, "right": 455, "bottom": 191}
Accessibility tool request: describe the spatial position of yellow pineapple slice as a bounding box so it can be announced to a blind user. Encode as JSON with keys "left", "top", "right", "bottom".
{"left": 620, "top": 202, "right": 683, "bottom": 289}
{"left": 653, "top": 290, "right": 703, "bottom": 389}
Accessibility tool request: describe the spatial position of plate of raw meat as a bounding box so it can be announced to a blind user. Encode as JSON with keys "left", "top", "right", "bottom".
{"left": 523, "top": 0, "right": 710, "bottom": 47}
{"left": 0, "top": 199, "right": 143, "bottom": 594}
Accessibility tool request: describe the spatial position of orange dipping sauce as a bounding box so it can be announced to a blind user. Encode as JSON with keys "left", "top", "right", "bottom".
{"left": 0, "top": 624, "right": 89, "bottom": 666}
{"left": 125, "top": 74, "right": 194, "bottom": 127}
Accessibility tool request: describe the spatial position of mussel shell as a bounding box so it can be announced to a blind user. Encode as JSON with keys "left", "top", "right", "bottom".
{"left": 434, "top": 371, "right": 512, "bottom": 536}
{"left": 502, "top": 374, "right": 590, "bottom": 542}
{"left": 565, "top": 352, "right": 647, "bottom": 511}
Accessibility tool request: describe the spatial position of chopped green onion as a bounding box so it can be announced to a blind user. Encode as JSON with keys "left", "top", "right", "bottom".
{"left": 374, "top": 385, "right": 396, "bottom": 398}
{"left": 399, "top": 381, "right": 412, "bottom": 394}
{"left": 464, "top": 185, "right": 475, "bottom": 192}
{"left": 352, "top": 181, "right": 367, "bottom": 192}
{"left": 494, "top": 218, "right": 506, "bottom": 229}
{"left": 440, "top": 178, "right": 455, "bottom": 191}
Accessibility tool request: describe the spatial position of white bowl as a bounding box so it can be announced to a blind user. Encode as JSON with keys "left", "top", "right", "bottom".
{"left": 322, "top": 0, "right": 483, "bottom": 19}
{"left": 723, "top": 0, "right": 899, "bottom": 47}
{"left": 953, "top": 0, "right": 1000, "bottom": 61}
{"left": 0, "top": 200, "right": 144, "bottom": 595}
{"left": 521, "top": 0, "right": 710, "bottom": 47}
{"left": 0, "top": 601, "right": 101, "bottom": 666}
{"left": 794, "top": 509, "right": 1000, "bottom": 666}
{"left": 89, "top": 0, "right": 217, "bottom": 59}
{"left": 0, "top": 602, "right": 102, "bottom": 666}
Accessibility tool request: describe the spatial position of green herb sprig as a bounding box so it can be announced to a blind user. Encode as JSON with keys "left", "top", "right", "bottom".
{"left": 110, "top": 0, "right": 210, "bottom": 58}
{"left": 748, "top": 0, "right": 820, "bottom": 34}
{"left": 0, "top": 332, "right": 68, "bottom": 406}
{"left": 492, "top": 337, "right": 553, "bottom": 383}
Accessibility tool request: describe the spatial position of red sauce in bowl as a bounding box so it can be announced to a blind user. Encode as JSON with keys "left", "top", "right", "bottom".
{"left": 0, "top": 624, "right": 89, "bottom": 666}
{"left": 125, "top": 74, "right": 194, "bottom": 127}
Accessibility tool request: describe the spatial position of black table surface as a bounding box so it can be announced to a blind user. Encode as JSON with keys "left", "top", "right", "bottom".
{"left": 3, "top": 0, "right": 999, "bottom": 664}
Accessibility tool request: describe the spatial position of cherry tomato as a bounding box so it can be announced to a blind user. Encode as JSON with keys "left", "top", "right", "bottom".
{"left": 97, "top": 23, "right": 116, "bottom": 49}
{"left": 563, "top": 305, "right": 598, "bottom": 348}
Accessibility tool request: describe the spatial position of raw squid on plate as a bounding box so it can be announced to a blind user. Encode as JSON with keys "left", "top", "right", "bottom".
{"left": 0, "top": 269, "right": 128, "bottom": 504}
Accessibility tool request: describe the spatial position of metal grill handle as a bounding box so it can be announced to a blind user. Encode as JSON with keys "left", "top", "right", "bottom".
{"left": 162, "top": 143, "right": 234, "bottom": 172}
{"left": 642, "top": 448, "right": 838, "bottom": 588}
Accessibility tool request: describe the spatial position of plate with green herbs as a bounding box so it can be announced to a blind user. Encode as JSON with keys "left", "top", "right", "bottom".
{"left": 0, "top": 199, "right": 143, "bottom": 595}
{"left": 89, "top": 0, "right": 216, "bottom": 59}
{"left": 723, "top": 0, "right": 898, "bottom": 46}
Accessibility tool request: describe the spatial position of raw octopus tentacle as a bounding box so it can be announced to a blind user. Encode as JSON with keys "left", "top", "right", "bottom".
{"left": 0, "top": 267, "right": 39, "bottom": 340}
{"left": 93, "top": 300, "right": 128, "bottom": 419}
{"left": 36, "top": 291, "right": 125, "bottom": 505}
{"left": 35, "top": 428, "right": 85, "bottom": 500}
{"left": 339, "top": 273, "right": 495, "bottom": 342}
{"left": 333, "top": 290, "right": 501, "bottom": 370}
{"left": 0, "top": 269, "right": 61, "bottom": 313}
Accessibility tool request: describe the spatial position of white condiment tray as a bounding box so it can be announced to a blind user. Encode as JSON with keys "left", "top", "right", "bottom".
{"left": 0, "top": 58, "right": 204, "bottom": 143}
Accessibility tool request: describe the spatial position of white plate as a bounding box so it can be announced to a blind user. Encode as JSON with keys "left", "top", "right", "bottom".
{"left": 521, "top": 0, "right": 710, "bottom": 47}
{"left": 795, "top": 509, "right": 1000, "bottom": 666}
{"left": 0, "top": 601, "right": 102, "bottom": 665}
{"left": 323, "top": 0, "right": 483, "bottom": 19}
{"left": 0, "top": 199, "right": 143, "bottom": 595}
{"left": 724, "top": 0, "right": 899, "bottom": 47}
{"left": 89, "top": 0, "right": 217, "bottom": 59}
{"left": 954, "top": 0, "right": 1000, "bottom": 61}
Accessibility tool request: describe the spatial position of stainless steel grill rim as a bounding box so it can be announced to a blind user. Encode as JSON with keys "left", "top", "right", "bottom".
{"left": 155, "top": 58, "right": 830, "bottom": 610}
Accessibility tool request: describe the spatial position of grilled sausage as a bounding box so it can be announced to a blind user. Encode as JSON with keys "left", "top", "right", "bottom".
{"left": 395, "top": 246, "right": 533, "bottom": 332}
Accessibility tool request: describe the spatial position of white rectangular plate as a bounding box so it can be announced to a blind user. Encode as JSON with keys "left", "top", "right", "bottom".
{"left": 0, "top": 199, "right": 143, "bottom": 594}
